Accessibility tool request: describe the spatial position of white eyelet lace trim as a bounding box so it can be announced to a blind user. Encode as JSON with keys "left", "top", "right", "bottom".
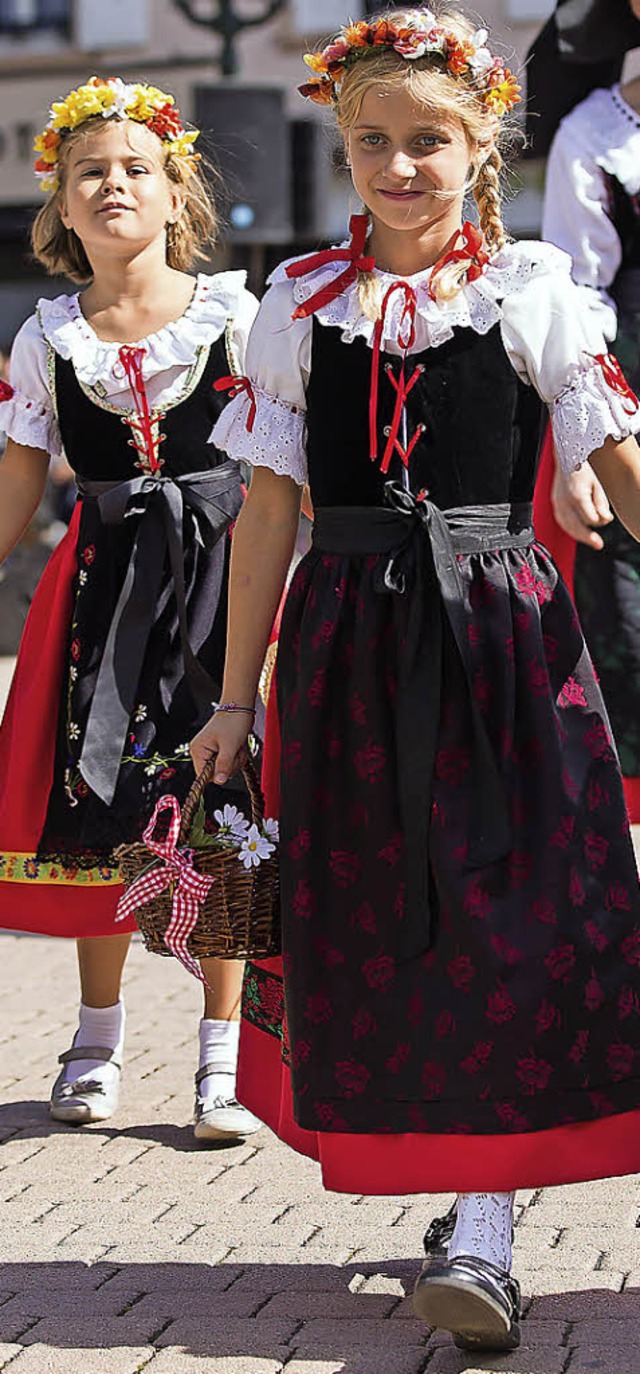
{"left": 211, "top": 385, "right": 307, "bottom": 487}
{"left": 0, "top": 388, "right": 63, "bottom": 460}
{"left": 552, "top": 358, "right": 640, "bottom": 472}
{"left": 268, "top": 240, "right": 570, "bottom": 355}
{"left": 36, "top": 271, "right": 248, "bottom": 391}
{"left": 449, "top": 1191, "right": 515, "bottom": 1271}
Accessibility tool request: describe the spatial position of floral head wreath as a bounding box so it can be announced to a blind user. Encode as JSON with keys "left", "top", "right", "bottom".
{"left": 299, "top": 9, "right": 521, "bottom": 117}
{"left": 34, "top": 77, "right": 199, "bottom": 192}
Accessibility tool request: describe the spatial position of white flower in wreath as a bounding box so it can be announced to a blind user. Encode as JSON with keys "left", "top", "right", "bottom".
{"left": 238, "top": 824, "right": 275, "bottom": 869}
{"left": 214, "top": 803, "right": 249, "bottom": 840}
{"left": 68, "top": 722, "right": 80, "bottom": 740}
{"left": 134, "top": 705, "right": 148, "bottom": 722}
{"left": 467, "top": 30, "right": 494, "bottom": 76}
{"left": 263, "top": 817, "right": 279, "bottom": 843}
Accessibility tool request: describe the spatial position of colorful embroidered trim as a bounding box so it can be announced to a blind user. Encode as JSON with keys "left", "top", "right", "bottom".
{"left": 299, "top": 10, "right": 521, "bottom": 115}
{"left": 0, "top": 852, "right": 121, "bottom": 885}
{"left": 34, "top": 77, "right": 199, "bottom": 191}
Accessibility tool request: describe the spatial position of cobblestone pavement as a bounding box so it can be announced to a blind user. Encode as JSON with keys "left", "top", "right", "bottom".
{"left": 1, "top": 657, "right": 640, "bottom": 1374}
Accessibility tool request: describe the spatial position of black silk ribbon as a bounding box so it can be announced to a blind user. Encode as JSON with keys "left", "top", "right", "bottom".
{"left": 76, "top": 462, "right": 243, "bottom": 806}
{"left": 312, "top": 483, "right": 535, "bottom": 951}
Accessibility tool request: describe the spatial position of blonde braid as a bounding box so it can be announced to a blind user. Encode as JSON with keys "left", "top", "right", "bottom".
{"left": 473, "top": 147, "right": 506, "bottom": 254}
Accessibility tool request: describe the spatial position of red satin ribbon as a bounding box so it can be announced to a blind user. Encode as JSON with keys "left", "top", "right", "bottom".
{"left": 214, "top": 374, "right": 257, "bottom": 432}
{"left": 428, "top": 221, "right": 489, "bottom": 301}
{"left": 118, "top": 345, "right": 162, "bottom": 474}
{"left": 370, "top": 281, "right": 424, "bottom": 474}
{"left": 286, "top": 213, "right": 375, "bottom": 320}
{"left": 592, "top": 353, "right": 639, "bottom": 415}
{"left": 116, "top": 794, "right": 214, "bottom": 985}
{"left": 0, "top": 380, "right": 14, "bottom": 402}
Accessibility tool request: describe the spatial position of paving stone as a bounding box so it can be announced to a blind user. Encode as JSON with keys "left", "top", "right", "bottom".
{"left": 7, "top": 1346, "right": 154, "bottom": 1372}
{"left": 426, "top": 1345, "right": 568, "bottom": 1374}
{"left": 148, "top": 1356, "right": 283, "bottom": 1373}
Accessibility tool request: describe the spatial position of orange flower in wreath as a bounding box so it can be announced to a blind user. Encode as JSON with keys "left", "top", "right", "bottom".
{"left": 485, "top": 69, "right": 521, "bottom": 116}
{"left": 298, "top": 78, "right": 336, "bottom": 106}
{"left": 343, "top": 21, "right": 370, "bottom": 47}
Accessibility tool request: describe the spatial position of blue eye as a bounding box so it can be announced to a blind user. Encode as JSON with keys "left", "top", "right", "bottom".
{"left": 362, "top": 134, "right": 385, "bottom": 147}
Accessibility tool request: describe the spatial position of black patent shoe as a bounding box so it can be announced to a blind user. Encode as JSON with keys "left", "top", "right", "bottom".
{"left": 422, "top": 1202, "right": 458, "bottom": 1260}
{"left": 413, "top": 1253, "right": 521, "bottom": 1352}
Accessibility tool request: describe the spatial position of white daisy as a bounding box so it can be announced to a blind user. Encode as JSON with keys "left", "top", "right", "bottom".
{"left": 214, "top": 803, "right": 249, "bottom": 839}
{"left": 263, "top": 817, "right": 279, "bottom": 843}
{"left": 238, "top": 825, "right": 275, "bottom": 869}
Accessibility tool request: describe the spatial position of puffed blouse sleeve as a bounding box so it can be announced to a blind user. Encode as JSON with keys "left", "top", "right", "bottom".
{"left": 210, "top": 276, "right": 310, "bottom": 487}
{"left": 500, "top": 245, "right": 640, "bottom": 474}
{"left": 2, "top": 313, "right": 63, "bottom": 459}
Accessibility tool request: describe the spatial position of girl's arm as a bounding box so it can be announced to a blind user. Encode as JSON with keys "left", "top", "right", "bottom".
{"left": 190, "top": 464, "right": 301, "bottom": 781}
{"left": 551, "top": 457, "right": 613, "bottom": 550}
{"left": 0, "top": 439, "right": 50, "bottom": 563}
{"left": 590, "top": 434, "right": 640, "bottom": 541}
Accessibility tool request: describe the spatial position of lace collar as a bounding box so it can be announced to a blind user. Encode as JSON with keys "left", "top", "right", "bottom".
{"left": 563, "top": 86, "right": 640, "bottom": 198}
{"left": 268, "top": 239, "right": 569, "bottom": 353}
{"left": 37, "top": 270, "right": 248, "bottom": 388}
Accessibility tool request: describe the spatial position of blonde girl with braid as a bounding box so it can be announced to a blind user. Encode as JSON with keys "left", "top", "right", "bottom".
{"left": 194, "top": 5, "right": 640, "bottom": 1351}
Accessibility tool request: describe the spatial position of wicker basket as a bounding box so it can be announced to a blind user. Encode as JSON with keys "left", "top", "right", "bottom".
{"left": 116, "top": 754, "right": 281, "bottom": 961}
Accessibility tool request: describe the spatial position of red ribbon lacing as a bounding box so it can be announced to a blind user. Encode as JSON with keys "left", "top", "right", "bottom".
{"left": 118, "top": 345, "right": 163, "bottom": 474}
{"left": 286, "top": 212, "right": 375, "bottom": 320}
{"left": 592, "top": 353, "right": 639, "bottom": 416}
{"left": 116, "top": 794, "right": 215, "bottom": 986}
{"left": 370, "top": 281, "right": 425, "bottom": 474}
{"left": 213, "top": 374, "right": 257, "bottom": 432}
{"left": 428, "top": 221, "right": 489, "bottom": 302}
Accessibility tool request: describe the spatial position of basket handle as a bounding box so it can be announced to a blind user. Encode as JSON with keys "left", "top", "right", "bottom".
{"left": 179, "top": 752, "right": 265, "bottom": 845}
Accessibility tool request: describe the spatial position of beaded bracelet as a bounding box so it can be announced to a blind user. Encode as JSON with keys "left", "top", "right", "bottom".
{"left": 212, "top": 701, "right": 256, "bottom": 716}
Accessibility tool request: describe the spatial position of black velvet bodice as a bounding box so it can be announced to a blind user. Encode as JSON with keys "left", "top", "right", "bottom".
{"left": 305, "top": 319, "right": 546, "bottom": 510}
{"left": 54, "top": 336, "right": 230, "bottom": 481}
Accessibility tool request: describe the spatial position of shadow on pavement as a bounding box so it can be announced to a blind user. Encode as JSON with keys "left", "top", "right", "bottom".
{"left": 0, "top": 1101, "right": 251, "bottom": 1152}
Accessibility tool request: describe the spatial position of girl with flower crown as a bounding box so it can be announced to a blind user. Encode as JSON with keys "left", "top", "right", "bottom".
{"left": 194, "top": 3, "right": 640, "bottom": 1353}
{"left": 0, "top": 76, "right": 263, "bottom": 1144}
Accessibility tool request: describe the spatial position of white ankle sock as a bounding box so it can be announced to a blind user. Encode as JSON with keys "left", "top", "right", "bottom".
{"left": 62, "top": 999, "right": 125, "bottom": 1086}
{"left": 197, "top": 1018, "right": 240, "bottom": 1103}
{"left": 448, "top": 1191, "right": 515, "bottom": 1272}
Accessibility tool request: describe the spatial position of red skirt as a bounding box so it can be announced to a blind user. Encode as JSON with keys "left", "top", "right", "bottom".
{"left": 534, "top": 428, "right": 640, "bottom": 823}
{"left": 237, "top": 623, "right": 640, "bottom": 1195}
{"left": 0, "top": 505, "right": 131, "bottom": 938}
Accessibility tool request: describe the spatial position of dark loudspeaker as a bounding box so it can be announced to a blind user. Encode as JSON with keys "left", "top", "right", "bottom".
{"left": 195, "top": 84, "right": 292, "bottom": 243}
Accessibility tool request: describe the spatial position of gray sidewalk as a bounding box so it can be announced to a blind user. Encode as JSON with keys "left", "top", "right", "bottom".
{"left": 1, "top": 653, "right": 640, "bottom": 1373}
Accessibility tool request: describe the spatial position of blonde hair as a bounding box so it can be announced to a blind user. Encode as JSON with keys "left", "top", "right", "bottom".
{"left": 31, "top": 115, "right": 217, "bottom": 283}
{"left": 334, "top": 5, "right": 516, "bottom": 311}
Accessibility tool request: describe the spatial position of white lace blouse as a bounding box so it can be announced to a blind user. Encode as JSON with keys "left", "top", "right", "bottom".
{"left": 3, "top": 271, "right": 258, "bottom": 462}
{"left": 542, "top": 84, "right": 640, "bottom": 341}
{"left": 212, "top": 238, "right": 640, "bottom": 483}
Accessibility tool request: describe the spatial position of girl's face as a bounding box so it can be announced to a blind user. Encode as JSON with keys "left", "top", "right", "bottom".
{"left": 60, "top": 119, "right": 183, "bottom": 261}
{"left": 345, "top": 84, "right": 478, "bottom": 235}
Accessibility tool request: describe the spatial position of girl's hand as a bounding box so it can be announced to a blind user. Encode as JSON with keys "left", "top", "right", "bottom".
{"left": 551, "top": 461, "right": 613, "bottom": 550}
{"left": 190, "top": 711, "right": 252, "bottom": 784}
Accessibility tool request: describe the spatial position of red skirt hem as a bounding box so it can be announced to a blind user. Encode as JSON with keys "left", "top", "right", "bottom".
{"left": 0, "top": 506, "right": 135, "bottom": 938}
{"left": 238, "top": 1018, "right": 640, "bottom": 1194}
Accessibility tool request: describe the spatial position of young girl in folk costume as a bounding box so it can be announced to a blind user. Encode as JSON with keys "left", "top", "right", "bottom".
{"left": 0, "top": 77, "right": 261, "bottom": 1143}
{"left": 529, "top": 0, "right": 640, "bottom": 821}
{"left": 194, "top": 4, "right": 640, "bottom": 1351}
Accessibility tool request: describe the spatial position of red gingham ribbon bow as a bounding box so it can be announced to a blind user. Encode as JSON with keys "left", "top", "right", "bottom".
{"left": 116, "top": 794, "right": 214, "bottom": 984}
{"left": 428, "top": 221, "right": 489, "bottom": 301}
{"left": 286, "top": 213, "right": 375, "bottom": 320}
{"left": 592, "top": 353, "right": 639, "bottom": 415}
{"left": 213, "top": 374, "right": 257, "bottom": 432}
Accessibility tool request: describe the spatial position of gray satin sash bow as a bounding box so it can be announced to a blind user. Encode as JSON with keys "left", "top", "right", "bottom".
{"left": 77, "top": 461, "right": 243, "bottom": 806}
{"left": 313, "top": 481, "right": 535, "bottom": 952}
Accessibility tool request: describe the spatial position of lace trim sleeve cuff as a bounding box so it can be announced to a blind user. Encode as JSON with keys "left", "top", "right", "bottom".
{"left": 551, "top": 358, "right": 640, "bottom": 473}
{"left": 1, "top": 388, "right": 62, "bottom": 459}
{"left": 210, "top": 384, "right": 308, "bottom": 486}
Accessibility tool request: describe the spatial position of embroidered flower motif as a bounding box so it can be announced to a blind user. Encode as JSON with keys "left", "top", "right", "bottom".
{"left": 82, "top": 545, "right": 96, "bottom": 565}
{"left": 238, "top": 824, "right": 275, "bottom": 869}
{"left": 133, "top": 704, "right": 148, "bottom": 722}
{"left": 68, "top": 722, "right": 80, "bottom": 741}
{"left": 558, "top": 677, "right": 587, "bottom": 709}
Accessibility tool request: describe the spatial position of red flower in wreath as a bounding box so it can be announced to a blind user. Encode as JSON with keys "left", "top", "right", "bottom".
{"left": 147, "top": 102, "right": 184, "bottom": 140}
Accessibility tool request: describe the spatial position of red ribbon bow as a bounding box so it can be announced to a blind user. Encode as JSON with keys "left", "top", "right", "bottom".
{"left": 116, "top": 794, "right": 214, "bottom": 985}
{"left": 0, "top": 380, "right": 14, "bottom": 403}
{"left": 370, "top": 281, "right": 425, "bottom": 473}
{"left": 213, "top": 374, "right": 257, "bottom": 432}
{"left": 286, "top": 213, "right": 375, "bottom": 320}
{"left": 119, "top": 345, "right": 163, "bottom": 474}
{"left": 428, "top": 222, "right": 489, "bottom": 301}
{"left": 592, "top": 353, "right": 639, "bottom": 415}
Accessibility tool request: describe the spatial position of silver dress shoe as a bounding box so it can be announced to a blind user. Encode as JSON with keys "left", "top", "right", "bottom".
{"left": 50, "top": 1044, "right": 122, "bottom": 1124}
{"left": 193, "top": 1063, "right": 262, "bottom": 1142}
